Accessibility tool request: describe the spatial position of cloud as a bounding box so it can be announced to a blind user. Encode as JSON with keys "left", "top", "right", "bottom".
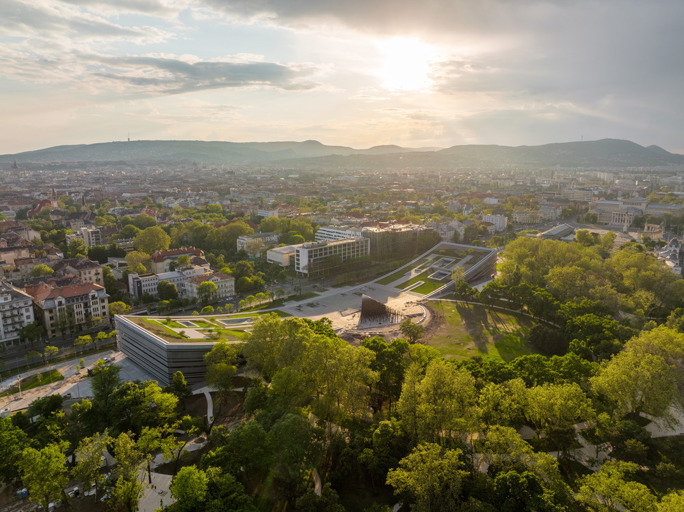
{"left": 2, "top": 0, "right": 168, "bottom": 41}
{"left": 90, "top": 55, "right": 318, "bottom": 94}
{"left": 59, "top": 0, "right": 186, "bottom": 16}
{"left": 201, "top": 0, "right": 521, "bottom": 37}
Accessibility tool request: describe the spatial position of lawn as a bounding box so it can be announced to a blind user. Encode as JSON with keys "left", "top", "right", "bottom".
{"left": 397, "top": 269, "right": 445, "bottom": 293}
{"left": 0, "top": 369, "right": 64, "bottom": 396}
{"left": 376, "top": 269, "right": 409, "bottom": 285}
{"left": 425, "top": 301, "right": 538, "bottom": 361}
{"left": 411, "top": 279, "right": 448, "bottom": 295}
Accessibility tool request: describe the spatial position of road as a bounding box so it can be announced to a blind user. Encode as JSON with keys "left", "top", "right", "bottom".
{"left": 0, "top": 350, "right": 157, "bottom": 414}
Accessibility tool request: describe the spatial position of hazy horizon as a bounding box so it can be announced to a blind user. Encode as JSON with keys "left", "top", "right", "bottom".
{"left": 2, "top": 1, "right": 682, "bottom": 154}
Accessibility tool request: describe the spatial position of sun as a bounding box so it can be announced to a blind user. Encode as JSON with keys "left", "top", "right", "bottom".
{"left": 377, "top": 37, "right": 434, "bottom": 92}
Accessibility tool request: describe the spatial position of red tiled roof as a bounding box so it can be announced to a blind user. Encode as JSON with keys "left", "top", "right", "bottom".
{"left": 187, "top": 272, "right": 232, "bottom": 285}
{"left": 26, "top": 281, "right": 105, "bottom": 302}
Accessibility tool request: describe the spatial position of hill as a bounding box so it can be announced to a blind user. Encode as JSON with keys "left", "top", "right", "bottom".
{"left": 1, "top": 138, "right": 682, "bottom": 169}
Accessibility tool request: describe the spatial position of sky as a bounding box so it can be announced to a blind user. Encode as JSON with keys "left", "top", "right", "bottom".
{"left": 1, "top": 0, "right": 683, "bottom": 154}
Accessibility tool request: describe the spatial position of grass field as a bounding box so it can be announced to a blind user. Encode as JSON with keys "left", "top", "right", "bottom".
{"left": 376, "top": 269, "right": 409, "bottom": 285}
{"left": 1, "top": 369, "right": 64, "bottom": 397}
{"left": 397, "top": 269, "right": 446, "bottom": 294}
{"left": 425, "top": 301, "right": 537, "bottom": 361}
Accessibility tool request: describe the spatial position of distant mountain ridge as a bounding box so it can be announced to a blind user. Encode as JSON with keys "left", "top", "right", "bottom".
{"left": 1, "top": 138, "right": 682, "bottom": 169}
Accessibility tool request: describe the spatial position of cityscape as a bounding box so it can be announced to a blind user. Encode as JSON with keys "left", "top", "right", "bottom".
{"left": 2, "top": 1, "right": 684, "bottom": 511}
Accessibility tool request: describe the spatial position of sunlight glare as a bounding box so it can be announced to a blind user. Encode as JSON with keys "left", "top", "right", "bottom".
{"left": 378, "top": 37, "right": 434, "bottom": 91}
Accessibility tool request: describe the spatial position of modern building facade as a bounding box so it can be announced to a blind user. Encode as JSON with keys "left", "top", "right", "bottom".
{"left": 116, "top": 315, "right": 216, "bottom": 385}
{"left": 295, "top": 237, "right": 370, "bottom": 277}
{"left": 315, "top": 226, "right": 363, "bottom": 242}
{"left": 266, "top": 245, "right": 296, "bottom": 267}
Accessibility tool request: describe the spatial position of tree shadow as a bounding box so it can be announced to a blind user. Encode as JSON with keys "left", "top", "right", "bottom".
{"left": 455, "top": 304, "right": 489, "bottom": 354}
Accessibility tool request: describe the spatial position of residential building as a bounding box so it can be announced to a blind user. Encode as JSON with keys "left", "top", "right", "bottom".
{"left": 65, "top": 227, "right": 102, "bottom": 248}
{"left": 0, "top": 280, "right": 35, "bottom": 346}
{"left": 540, "top": 205, "right": 562, "bottom": 221}
{"left": 128, "top": 266, "right": 210, "bottom": 299}
{"left": 52, "top": 257, "right": 103, "bottom": 285}
{"left": 28, "top": 281, "right": 109, "bottom": 338}
{"left": 128, "top": 272, "right": 159, "bottom": 298}
{"left": 149, "top": 247, "right": 206, "bottom": 273}
{"left": 236, "top": 232, "right": 280, "bottom": 258}
{"left": 0, "top": 244, "right": 31, "bottom": 266}
{"left": 512, "top": 210, "right": 543, "bottom": 224}
{"left": 481, "top": 214, "right": 508, "bottom": 232}
{"left": 561, "top": 189, "right": 594, "bottom": 202}
{"left": 295, "top": 237, "right": 370, "bottom": 277}
{"left": 185, "top": 272, "right": 235, "bottom": 301}
{"left": 425, "top": 220, "right": 465, "bottom": 242}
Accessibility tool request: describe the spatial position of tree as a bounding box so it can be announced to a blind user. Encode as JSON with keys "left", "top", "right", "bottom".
{"left": 134, "top": 226, "right": 170, "bottom": 254}
{"left": 72, "top": 431, "right": 113, "bottom": 501}
{"left": 117, "top": 224, "right": 142, "bottom": 240}
{"left": 131, "top": 213, "right": 157, "bottom": 229}
{"left": 197, "top": 281, "right": 218, "bottom": 305}
{"left": 451, "top": 266, "right": 466, "bottom": 285}
{"left": 43, "top": 345, "right": 58, "bottom": 365}
{"left": 386, "top": 443, "right": 468, "bottom": 512}
{"left": 454, "top": 280, "right": 476, "bottom": 305}
{"left": 91, "top": 361, "right": 122, "bottom": 427}
{"left": 493, "top": 470, "right": 558, "bottom": 512}
{"left": 30, "top": 263, "right": 54, "bottom": 277}
{"left": 414, "top": 359, "right": 477, "bottom": 443}
{"left": 659, "top": 491, "right": 684, "bottom": 511}
{"left": 67, "top": 238, "right": 88, "bottom": 258}
{"left": 577, "top": 461, "right": 656, "bottom": 512}
{"left": 88, "top": 244, "right": 110, "bottom": 263}
{"left": 158, "top": 280, "right": 179, "bottom": 300}
{"left": 591, "top": 350, "right": 678, "bottom": 420}
{"left": 170, "top": 465, "right": 209, "bottom": 512}
{"left": 110, "top": 301, "right": 132, "bottom": 316}
{"left": 296, "top": 483, "right": 346, "bottom": 512}
{"left": 126, "top": 250, "right": 151, "bottom": 271}
{"left": 110, "top": 381, "right": 178, "bottom": 436}
{"left": 205, "top": 468, "right": 255, "bottom": 511}
{"left": 268, "top": 413, "right": 323, "bottom": 489}
{"left": 477, "top": 378, "right": 528, "bottom": 429}
{"left": 102, "top": 265, "right": 121, "bottom": 299}
{"left": 362, "top": 336, "right": 411, "bottom": 411}
{"left": 0, "top": 417, "right": 28, "bottom": 485}
{"left": 18, "top": 442, "right": 70, "bottom": 511}
{"left": 111, "top": 432, "right": 145, "bottom": 512}
{"left": 478, "top": 426, "right": 567, "bottom": 494}
{"left": 526, "top": 382, "right": 594, "bottom": 452}
{"left": 400, "top": 318, "right": 424, "bottom": 343}
{"left": 204, "top": 342, "right": 239, "bottom": 418}
{"left": 170, "top": 371, "right": 192, "bottom": 404}
{"left": 74, "top": 334, "right": 93, "bottom": 352}
{"left": 18, "top": 322, "right": 45, "bottom": 344}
